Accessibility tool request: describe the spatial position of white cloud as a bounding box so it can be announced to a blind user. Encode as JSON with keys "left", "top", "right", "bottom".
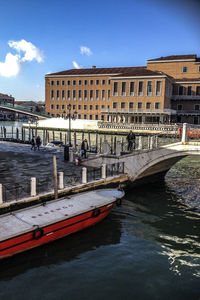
{"left": 8, "top": 39, "right": 44, "bottom": 62}
{"left": 0, "top": 39, "right": 44, "bottom": 78}
{"left": 80, "top": 46, "right": 92, "bottom": 56}
{"left": 72, "top": 61, "right": 82, "bottom": 69}
{"left": 0, "top": 53, "right": 21, "bottom": 77}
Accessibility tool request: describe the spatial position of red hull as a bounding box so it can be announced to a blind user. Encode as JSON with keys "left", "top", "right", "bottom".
{"left": 0, "top": 203, "right": 115, "bottom": 259}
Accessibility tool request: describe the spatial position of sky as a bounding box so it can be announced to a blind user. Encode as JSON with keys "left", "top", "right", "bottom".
{"left": 0, "top": 0, "right": 199, "bottom": 102}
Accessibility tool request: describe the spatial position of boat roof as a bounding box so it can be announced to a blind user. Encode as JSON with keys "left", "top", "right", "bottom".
{"left": 0, "top": 189, "right": 124, "bottom": 242}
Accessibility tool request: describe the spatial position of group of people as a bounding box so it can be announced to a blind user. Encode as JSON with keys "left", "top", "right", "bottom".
{"left": 31, "top": 136, "right": 41, "bottom": 151}
{"left": 30, "top": 132, "right": 135, "bottom": 155}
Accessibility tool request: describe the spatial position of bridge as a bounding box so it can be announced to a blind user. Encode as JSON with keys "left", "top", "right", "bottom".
{"left": 82, "top": 123, "right": 200, "bottom": 185}
{"left": 0, "top": 103, "right": 50, "bottom": 120}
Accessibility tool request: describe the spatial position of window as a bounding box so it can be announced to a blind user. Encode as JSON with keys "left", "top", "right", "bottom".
{"left": 121, "top": 102, "right": 126, "bottom": 109}
{"left": 89, "top": 105, "right": 93, "bottom": 110}
{"left": 113, "top": 102, "right": 117, "bottom": 109}
{"left": 95, "top": 115, "right": 98, "bottom": 120}
{"left": 95, "top": 105, "right": 99, "bottom": 110}
{"left": 147, "top": 81, "right": 152, "bottom": 96}
{"left": 183, "top": 66, "right": 188, "bottom": 73}
{"left": 62, "top": 90, "right": 65, "bottom": 100}
{"left": 138, "top": 82, "right": 143, "bottom": 96}
{"left": 73, "top": 90, "right": 76, "bottom": 100}
{"left": 138, "top": 102, "right": 142, "bottom": 109}
{"left": 78, "top": 114, "right": 81, "bottom": 119}
{"left": 84, "top": 114, "right": 87, "bottom": 119}
{"left": 62, "top": 104, "right": 65, "bottom": 109}
{"left": 177, "top": 104, "right": 183, "bottom": 110}
{"left": 96, "top": 90, "right": 99, "bottom": 100}
{"left": 108, "top": 90, "right": 110, "bottom": 100}
{"left": 101, "top": 105, "right": 105, "bottom": 109}
{"left": 155, "top": 102, "right": 160, "bottom": 109}
{"left": 51, "top": 104, "right": 54, "bottom": 109}
{"left": 51, "top": 90, "right": 54, "bottom": 99}
{"left": 67, "top": 90, "right": 71, "bottom": 100}
{"left": 96, "top": 80, "right": 99, "bottom": 85}
{"left": 187, "top": 86, "right": 192, "bottom": 96}
{"left": 89, "top": 115, "right": 93, "bottom": 120}
{"left": 113, "top": 82, "right": 118, "bottom": 96}
{"left": 130, "top": 82, "right": 134, "bottom": 96}
{"left": 129, "top": 102, "right": 134, "bottom": 109}
{"left": 73, "top": 80, "right": 76, "bottom": 86}
{"left": 90, "top": 80, "right": 93, "bottom": 85}
{"left": 108, "top": 80, "right": 111, "bottom": 85}
{"left": 78, "top": 105, "right": 81, "bottom": 110}
{"left": 90, "top": 90, "right": 93, "bottom": 100}
{"left": 84, "top": 90, "right": 87, "bottom": 100}
{"left": 146, "top": 102, "right": 151, "bottom": 109}
{"left": 56, "top": 80, "right": 60, "bottom": 86}
{"left": 195, "top": 104, "right": 199, "bottom": 110}
{"left": 179, "top": 86, "right": 184, "bottom": 95}
{"left": 73, "top": 105, "right": 76, "bottom": 110}
{"left": 102, "top": 80, "right": 106, "bottom": 85}
{"left": 121, "top": 82, "right": 126, "bottom": 96}
{"left": 62, "top": 80, "right": 65, "bottom": 86}
{"left": 102, "top": 90, "right": 105, "bottom": 100}
{"left": 84, "top": 80, "right": 88, "bottom": 85}
{"left": 84, "top": 105, "right": 87, "bottom": 110}
{"left": 196, "top": 86, "right": 200, "bottom": 96}
{"left": 51, "top": 81, "right": 54, "bottom": 86}
{"left": 79, "top": 80, "right": 82, "bottom": 85}
{"left": 78, "top": 90, "right": 82, "bottom": 100}
{"left": 67, "top": 80, "right": 71, "bottom": 86}
{"left": 101, "top": 115, "right": 104, "bottom": 121}
{"left": 56, "top": 90, "right": 59, "bottom": 100}
{"left": 156, "top": 81, "right": 162, "bottom": 96}
{"left": 56, "top": 104, "right": 59, "bottom": 109}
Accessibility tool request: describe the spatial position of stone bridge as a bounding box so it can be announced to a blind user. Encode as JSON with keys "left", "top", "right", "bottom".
{"left": 83, "top": 124, "right": 200, "bottom": 185}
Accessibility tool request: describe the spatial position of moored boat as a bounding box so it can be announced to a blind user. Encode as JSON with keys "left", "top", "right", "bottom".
{"left": 0, "top": 188, "right": 124, "bottom": 260}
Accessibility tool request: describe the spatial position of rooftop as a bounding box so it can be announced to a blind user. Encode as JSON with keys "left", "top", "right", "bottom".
{"left": 147, "top": 54, "right": 197, "bottom": 62}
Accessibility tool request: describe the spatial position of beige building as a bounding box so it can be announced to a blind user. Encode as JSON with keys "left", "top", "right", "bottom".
{"left": 45, "top": 54, "right": 200, "bottom": 124}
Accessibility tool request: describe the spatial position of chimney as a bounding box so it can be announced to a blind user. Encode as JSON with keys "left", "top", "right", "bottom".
{"left": 92, "top": 66, "right": 96, "bottom": 69}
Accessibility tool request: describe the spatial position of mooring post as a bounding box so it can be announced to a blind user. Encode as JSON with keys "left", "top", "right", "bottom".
{"left": 0, "top": 184, "right": 3, "bottom": 204}
{"left": 53, "top": 155, "right": 58, "bottom": 199}
{"left": 58, "top": 172, "right": 64, "bottom": 189}
{"left": 101, "top": 164, "right": 106, "bottom": 179}
{"left": 182, "top": 123, "right": 188, "bottom": 143}
{"left": 30, "top": 177, "right": 36, "bottom": 197}
{"left": 82, "top": 167, "right": 87, "bottom": 184}
{"left": 74, "top": 132, "right": 76, "bottom": 149}
{"left": 96, "top": 133, "right": 98, "bottom": 152}
{"left": 150, "top": 136, "right": 155, "bottom": 149}
{"left": 53, "top": 131, "right": 55, "bottom": 141}
{"left": 69, "top": 150, "right": 74, "bottom": 162}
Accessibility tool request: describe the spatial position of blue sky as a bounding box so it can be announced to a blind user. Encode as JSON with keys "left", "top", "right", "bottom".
{"left": 0, "top": 0, "right": 199, "bottom": 101}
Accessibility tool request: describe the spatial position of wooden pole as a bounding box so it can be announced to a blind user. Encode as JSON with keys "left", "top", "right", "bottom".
{"left": 53, "top": 155, "right": 58, "bottom": 199}
{"left": 88, "top": 132, "right": 91, "bottom": 150}
{"left": 96, "top": 133, "right": 98, "bottom": 152}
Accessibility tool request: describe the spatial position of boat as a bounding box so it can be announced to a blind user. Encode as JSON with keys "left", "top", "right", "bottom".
{"left": 0, "top": 188, "right": 124, "bottom": 260}
{"left": 46, "top": 140, "right": 64, "bottom": 147}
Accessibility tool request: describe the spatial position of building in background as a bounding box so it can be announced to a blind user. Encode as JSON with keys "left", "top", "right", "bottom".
{"left": 45, "top": 54, "right": 200, "bottom": 125}
{"left": 0, "top": 93, "right": 15, "bottom": 120}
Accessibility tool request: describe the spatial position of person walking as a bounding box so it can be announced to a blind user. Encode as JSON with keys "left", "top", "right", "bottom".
{"left": 31, "top": 136, "right": 36, "bottom": 151}
{"left": 127, "top": 130, "right": 136, "bottom": 151}
{"left": 36, "top": 136, "right": 41, "bottom": 150}
{"left": 81, "top": 138, "right": 89, "bottom": 159}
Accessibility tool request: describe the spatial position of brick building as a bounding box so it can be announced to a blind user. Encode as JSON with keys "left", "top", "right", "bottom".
{"left": 45, "top": 54, "right": 200, "bottom": 125}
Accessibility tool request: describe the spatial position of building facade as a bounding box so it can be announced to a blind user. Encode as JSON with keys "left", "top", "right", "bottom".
{"left": 45, "top": 54, "right": 200, "bottom": 124}
{"left": 0, "top": 93, "right": 15, "bottom": 120}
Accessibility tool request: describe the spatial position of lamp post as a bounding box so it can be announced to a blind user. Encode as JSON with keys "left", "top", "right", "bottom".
{"left": 64, "top": 104, "right": 77, "bottom": 147}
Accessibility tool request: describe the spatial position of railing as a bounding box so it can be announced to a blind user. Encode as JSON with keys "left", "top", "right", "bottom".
{"left": 101, "top": 108, "right": 177, "bottom": 114}
{"left": 172, "top": 95, "right": 200, "bottom": 100}
{"left": 176, "top": 110, "right": 200, "bottom": 115}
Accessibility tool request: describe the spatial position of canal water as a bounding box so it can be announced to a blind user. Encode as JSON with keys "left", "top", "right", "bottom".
{"left": 0, "top": 130, "right": 200, "bottom": 299}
